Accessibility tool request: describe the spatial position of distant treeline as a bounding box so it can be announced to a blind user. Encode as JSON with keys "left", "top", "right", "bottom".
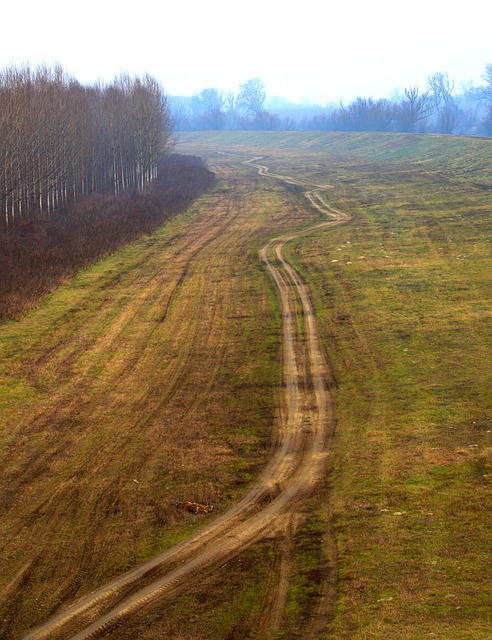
{"left": 172, "top": 68, "right": 492, "bottom": 137}
{"left": 0, "top": 64, "right": 173, "bottom": 228}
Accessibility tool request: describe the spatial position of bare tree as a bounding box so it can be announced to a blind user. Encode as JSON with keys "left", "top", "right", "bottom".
{"left": 198, "top": 87, "right": 224, "bottom": 113}
{"left": 254, "top": 110, "right": 281, "bottom": 130}
{"left": 480, "top": 104, "right": 492, "bottom": 135}
{"left": 427, "top": 71, "right": 460, "bottom": 133}
{"left": 238, "top": 77, "right": 266, "bottom": 118}
{"left": 398, "top": 86, "right": 434, "bottom": 132}
{"left": 437, "top": 105, "right": 458, "bottom": 134}
{"left": 0, "top": 64, "right": 173, "bottom": 228}
{"left": 427, "top": 71, "right": 455, "bottom": 110}
{"left": 189, "top": 88, "right": 225, "bottom": 130}
{"left": 224, "top": 90, "right": 238, "bottom": 130}
{"left": 467, "top": 63, "right": 492, "bottom": 103}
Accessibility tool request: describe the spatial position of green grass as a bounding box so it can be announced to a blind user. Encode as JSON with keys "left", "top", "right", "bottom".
{"left": 180, "top": 131, "right": 492, "bottom": 637}
{"left": 122, "top": 542, "right": 274, "bottom": 640}
{"left": 2, "top": 130, "right": 490, "bottom": 638}
{"left": 277, "top": 505, "right": 333, "bottom": 639}
{"left": 0, "top": 176, "right": 294, "bottom": 637}
{"left": 277, "top": 133, "right": 492, "bottom": 638}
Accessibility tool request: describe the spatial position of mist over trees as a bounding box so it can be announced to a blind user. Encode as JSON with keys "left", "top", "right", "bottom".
{"left": 0, "top": 64, "right": 173, "bottom": 228}
{"left": 467, "top": 63, "right": 492, "bottom": 136}
{"left": 174, "top": 77, "right": 280, "bottom": 132}
{"left": 172, "top": 65, "right": 492, "bottom": 137}
{"left": 1, "top": 62, "right": 489, "bottom": 228}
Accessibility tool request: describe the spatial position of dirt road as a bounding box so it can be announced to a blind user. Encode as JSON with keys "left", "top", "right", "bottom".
{"left": 22, "top": 157, "right": 350, "bottom": 640}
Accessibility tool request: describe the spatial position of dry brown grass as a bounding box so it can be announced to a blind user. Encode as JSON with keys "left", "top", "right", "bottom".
{"left": 2, "top": 131, "right": 491, "bottom": 639}
{"left": 0, "top": 158, "right": 318, "bottom": 638}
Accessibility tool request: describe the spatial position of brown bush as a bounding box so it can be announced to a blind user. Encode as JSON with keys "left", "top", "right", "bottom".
{"left": 0, "top": 154, "right": 216, "bottom": 320}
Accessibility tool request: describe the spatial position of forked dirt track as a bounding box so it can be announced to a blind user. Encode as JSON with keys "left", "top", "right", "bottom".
{"left": 22, "top": 158, "right": 350, "bottom": 640}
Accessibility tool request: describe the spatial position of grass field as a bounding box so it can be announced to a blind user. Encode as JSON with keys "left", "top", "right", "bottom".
{"left": 177, "top": 132, "right": 492, "bottom": 638}
{"left": 283, "top": 134, "right": 492, "bottom": 639}
{"left": 0, "top": 162, "right": 304, "bottom": 637}
{"left": 1, "top": 131, "right": 491, "bottom": 639}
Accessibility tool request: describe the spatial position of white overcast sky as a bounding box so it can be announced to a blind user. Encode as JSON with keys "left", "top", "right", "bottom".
{"left": 1, "top": 0, "right": 491, "bottom": 104}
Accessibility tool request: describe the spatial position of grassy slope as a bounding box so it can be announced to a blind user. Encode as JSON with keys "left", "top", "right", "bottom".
{"left": 299, "top": 141, "right": 491, "bottom": 639}
{"left": 1, "top": 130, "right": 490, "bottom": 639}
{"left": 0, "top": 166, "right": 317, "bottom": 638}
{"left": 285, "top": 132, "right": 492, "bottom": 639}
{"left": 299, "top": 141, "right": 490, "bottom": 639}
{"left": 181, "top": 131, "right": 492, "bottom": 638}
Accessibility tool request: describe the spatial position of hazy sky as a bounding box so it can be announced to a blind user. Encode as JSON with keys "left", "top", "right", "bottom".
{"left": 1, "top": 0, "right": 491, "bottom": 104}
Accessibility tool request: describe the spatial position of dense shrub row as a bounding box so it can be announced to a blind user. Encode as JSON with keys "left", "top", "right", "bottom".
{"left": 0, "top": 154, "right": 216, "bottom": 319}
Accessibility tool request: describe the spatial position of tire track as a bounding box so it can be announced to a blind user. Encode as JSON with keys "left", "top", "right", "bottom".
{"left": 22, "top": 157, "right": 350, "bottom": 640}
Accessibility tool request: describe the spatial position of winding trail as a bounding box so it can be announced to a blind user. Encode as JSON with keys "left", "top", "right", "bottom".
{"left": 22, "top": 157, "right": 350, "bottom": 640}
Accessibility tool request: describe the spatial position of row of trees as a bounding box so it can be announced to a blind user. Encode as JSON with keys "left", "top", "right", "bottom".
{"left": 172, "top": 67, "right": 492, "bottom": 136}
{"left": 173, "top": 77, "right": 281, "bottom": 131}
{"left": 1, "top": 64, "right": 173, "bottom": 228}
{"left": 314, "top": 71, "right": 490, "bottom": 135}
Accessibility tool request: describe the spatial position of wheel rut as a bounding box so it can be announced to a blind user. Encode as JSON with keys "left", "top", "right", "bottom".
{"left": 22, "top": 157, "right": 350, "bottom": 640}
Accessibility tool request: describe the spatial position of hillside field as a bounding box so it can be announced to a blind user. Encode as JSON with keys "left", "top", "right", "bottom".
{"left": 1, "top": 131, "right": 491, "bottom": 639}
{"left": 179, "top": 131, "right": 492, "bottom": 639}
